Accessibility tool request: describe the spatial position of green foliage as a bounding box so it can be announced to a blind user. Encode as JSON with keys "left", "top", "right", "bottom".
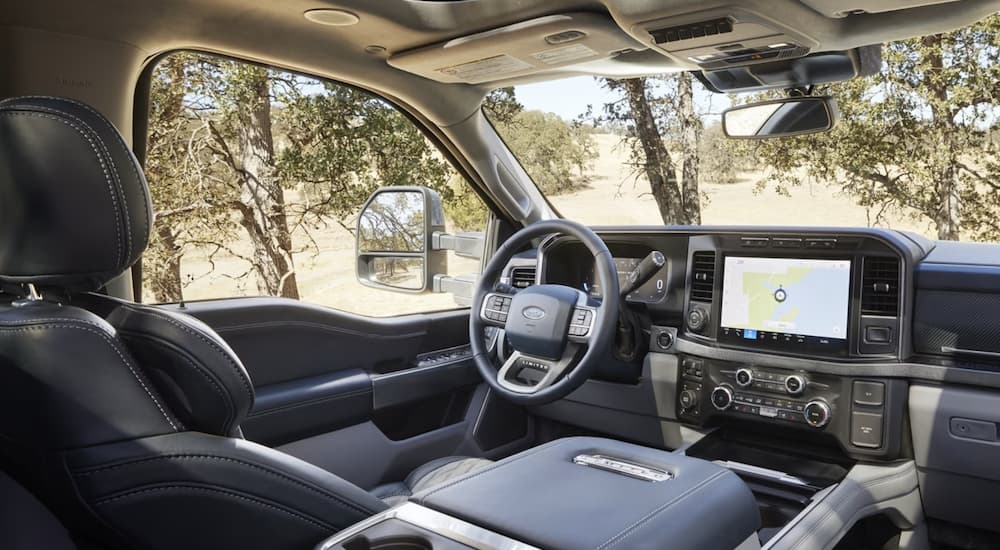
{"left": 699, "top": 123, "right": 749, "bottom": 184}
{"left": 743, "top": 15, "right": 1000, "bottom": 240}
{"left": 144, "top": 52, "right": 487, "bottom": 301}
{"left": 491, "top": 109, "right": 597, "bottom": 195}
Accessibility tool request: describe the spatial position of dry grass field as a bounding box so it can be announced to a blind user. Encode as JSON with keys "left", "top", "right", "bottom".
{"left": 158, "top": 133, "right": 931, "bottom": 316}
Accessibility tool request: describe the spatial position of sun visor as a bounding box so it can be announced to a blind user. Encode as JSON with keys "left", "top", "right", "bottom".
{"left": 387, "top": 13, "right": 645, "bottom": 85}
{"left": 700, "top": 46, "right": 883, "bottom": 93}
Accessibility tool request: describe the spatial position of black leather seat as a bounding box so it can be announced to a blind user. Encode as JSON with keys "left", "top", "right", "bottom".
{"left": 0, "top": 96, "right": 489, "bottom": 550}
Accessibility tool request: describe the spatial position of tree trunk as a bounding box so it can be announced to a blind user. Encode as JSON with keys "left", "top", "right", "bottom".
{"left": 622, "top": 78, "right": 685, "bottom": 224}
{"left": 677, "top": 73, "right": 701, "bottom": 225}
{"left": 922, "top": 34, "right": 962, "bottom": 240}
{"left": 150, "top": 225, "right": 184, "bottom": 302}
{"left": 235, "top": 67, "right": 301, "bottom": 298}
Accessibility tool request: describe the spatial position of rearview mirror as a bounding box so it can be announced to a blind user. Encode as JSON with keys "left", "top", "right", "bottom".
{"left": 356, "top": 187, "right": 446, "bottom": 293}
{"left": 722, "top": 96, "right": 838, "bottom": 139}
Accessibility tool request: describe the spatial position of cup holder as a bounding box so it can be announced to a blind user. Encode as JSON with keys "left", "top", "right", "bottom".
{"left": 343, "top": 535, "right": 432, "bottom": 550}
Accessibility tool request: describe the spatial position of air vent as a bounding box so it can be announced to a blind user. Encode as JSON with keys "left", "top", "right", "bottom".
{"left": 510, "top": 266, "right": 536, "bottom": 289}
{"left": 650, "top": 18, "right": 733, "bottom": 44}
{"left": 861, "top": 257, "right": 900, "bottom": 316}
{"left": 690, "top": 251, "right": 716, "bottom": 302}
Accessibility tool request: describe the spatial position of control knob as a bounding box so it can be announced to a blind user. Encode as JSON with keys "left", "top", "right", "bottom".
{"left": 710, "top": 385, "right": 734, "bottom": 411}
{"left": 679, "top": 389, "right": 699, "bottom": 410}
{"left": 784, "top": 374, "right": 806, "bottom": 396}
{"left": 735, "top": 368, "right": 754, "bottom": 388}
{"left": 687, "top": 306, "right": 709, "bottom": 333}
{"left": 803, "top": 400, "right": 831, "bottom": 428}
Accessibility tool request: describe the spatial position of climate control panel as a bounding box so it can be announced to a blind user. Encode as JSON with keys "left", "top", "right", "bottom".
{"left": 676, "top": 354, "right": 907, "bottom": 458}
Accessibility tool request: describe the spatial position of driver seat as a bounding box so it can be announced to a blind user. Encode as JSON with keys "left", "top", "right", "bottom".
{"left": 0, "top": 96, "right": 490, "bottom": 550}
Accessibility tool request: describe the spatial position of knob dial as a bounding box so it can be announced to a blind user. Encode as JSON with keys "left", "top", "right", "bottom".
{"left": 679, "top": 389, "right": 699, "bottom": 410}
{"left": 785, "top": 375, "right": 806, "bottom": 396}
{"left": 735, "top": 368, "right": 754, "bottom": 388}
{"left": 687, "top": 307, "right": 709, "bottom": 333}
{"left": 710, "top": 385, "right": 734, "bottom": 411}
{"left": 803, "top": 400, "right": 831, "bottom": 428}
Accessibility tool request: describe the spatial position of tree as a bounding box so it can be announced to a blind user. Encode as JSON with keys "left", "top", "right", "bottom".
{"left": 144, "top": 52, "right": 483, "bottom": 302}
{"left": 490, "top": 110, "right": 597, "bottom": 195}
{"left": 598, "top": 74, "right": 702, "bottom": 224}
{"left": 747, "top": 15, "right": 1000, "bottom": 240}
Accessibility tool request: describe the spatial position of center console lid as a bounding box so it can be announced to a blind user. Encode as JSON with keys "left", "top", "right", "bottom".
{"left": 412, "top": 437, "right": 759, "bottom": 550}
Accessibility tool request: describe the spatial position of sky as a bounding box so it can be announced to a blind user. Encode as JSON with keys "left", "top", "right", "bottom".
{"left": 511, "top": 75, "right": 734, "bottom": 123}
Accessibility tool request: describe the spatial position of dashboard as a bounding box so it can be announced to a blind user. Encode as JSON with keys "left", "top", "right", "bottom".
{"left": 514, "top": 227, "right": 1000, "bottom": 537}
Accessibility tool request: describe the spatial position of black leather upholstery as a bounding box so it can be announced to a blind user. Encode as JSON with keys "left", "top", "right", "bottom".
{"left": 0, "top": 97, "right": 479, "bottom": 550}
{"left": 0, "top": 96, "right": 152, "bottom": 291}
{"left": 101, "top": 295, "right": 255, "bottom": 437}
{"left": 413, "top": 437, "right": 761, "bottom": 550}
{"left": 371, "top": 456, "right": 492, "bottom": 506}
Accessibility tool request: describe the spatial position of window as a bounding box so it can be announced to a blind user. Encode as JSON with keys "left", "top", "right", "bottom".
{"left": 142, "top": 52, "right": 487, "bottom": 316}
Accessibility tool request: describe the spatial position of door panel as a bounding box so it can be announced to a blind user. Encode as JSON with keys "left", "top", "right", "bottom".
{"left": 155, "top": 297, "right": 532, "bottom": 480}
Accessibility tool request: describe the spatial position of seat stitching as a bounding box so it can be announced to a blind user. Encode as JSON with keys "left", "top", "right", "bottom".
{"left": 0, "top": 111, "right": 123, "bottom": 266}
{"left": 19, "top": 102, "right": 134, "bottom": 259}
{"left": 29, "top": 96, "right": 150, "bottom": 257}
{"left": 119, "top": 330, "right": 236, "bottom": 434}
{"left": 0, "top": 322, "right": 179, "bottom": 430}
{"left": 417, "top": 439, "right": 562, "bottom": 500}
{"left": 118, "top": 305, "right": 254, "bottom": 405}
{"left": 93, "top": 485, "right": 336, "bottom": 531}
{"left": 72, "top": 454, "right": 378, "bottom": 517}
{"left": 597, "top": 471, "right": 727, "bottom": 550}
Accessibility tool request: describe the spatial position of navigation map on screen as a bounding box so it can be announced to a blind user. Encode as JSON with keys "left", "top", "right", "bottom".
{"left": 720, "top": 257, "right": 851, "bottom": 340}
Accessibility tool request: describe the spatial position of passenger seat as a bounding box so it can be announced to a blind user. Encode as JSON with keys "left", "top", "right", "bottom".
{"left": 0, "top": 470, "right": 77, "bottom": 550}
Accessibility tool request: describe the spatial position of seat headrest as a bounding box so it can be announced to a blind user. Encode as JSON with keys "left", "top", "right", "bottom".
{"left": 0, "top": 96, "right": 152, "bottom": 291}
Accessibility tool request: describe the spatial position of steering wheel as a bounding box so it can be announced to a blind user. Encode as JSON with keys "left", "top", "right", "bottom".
{"left": 469, "top": 220, "right": 620, "bottom": 405}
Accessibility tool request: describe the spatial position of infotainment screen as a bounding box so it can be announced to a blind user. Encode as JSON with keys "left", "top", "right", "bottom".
{"left": 720, "top": 257, "right": 851, "bottom": 347}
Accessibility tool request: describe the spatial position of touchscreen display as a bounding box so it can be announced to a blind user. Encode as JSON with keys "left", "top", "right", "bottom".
{"left": 720, "top": 257, "right": 851, "bottom": 341}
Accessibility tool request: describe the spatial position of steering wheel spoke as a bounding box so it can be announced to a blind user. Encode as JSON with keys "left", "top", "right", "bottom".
{"left": 479, "top": 291, "right": 514, "bottom": 327}
{"left": 495, "top": 347, "right": 581, "bottom": 394}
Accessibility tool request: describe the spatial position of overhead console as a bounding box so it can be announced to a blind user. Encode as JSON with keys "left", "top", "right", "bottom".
{"left": 683, "top": 232, "right": 904, "bottom": 360}
{"left": 387, "top": 13, "right": 645, "bottom": 84}
{"left": 630, "top": 7, "right": 817, "bottom": 70}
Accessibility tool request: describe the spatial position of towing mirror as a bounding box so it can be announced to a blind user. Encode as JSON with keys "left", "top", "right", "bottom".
{"left": 723, "top": 96, "right": 838, "bottom": 139}
{"left": 356, "top": 187, "right": 446, "bottom": 293}
{"left": 356, "top": 186, "right": 486, "bottom": 300}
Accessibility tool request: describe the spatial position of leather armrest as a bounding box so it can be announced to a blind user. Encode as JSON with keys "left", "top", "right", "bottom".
{"left": 413, "top": 436, "right": 759, "bottom": 550}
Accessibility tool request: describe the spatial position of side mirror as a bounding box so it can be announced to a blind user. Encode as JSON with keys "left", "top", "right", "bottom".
{"left": 356, "top": 187, "right": 446, "bottom": 293}
{"left": 723, "top": 96, "right": 839, "bottom": 139}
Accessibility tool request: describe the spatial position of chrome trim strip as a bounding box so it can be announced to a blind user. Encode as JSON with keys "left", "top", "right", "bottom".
{"left": 940, "top": 346, "right": 1000, "bottom": 359}
{"left": 315, "top": 503, "right": 539, "bottom": 550}
{"left": 714, "top": 460, "right": 812, "bottom": 488}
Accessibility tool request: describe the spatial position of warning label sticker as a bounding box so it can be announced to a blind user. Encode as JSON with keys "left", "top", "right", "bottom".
{"left": 531, "top": 44, "right": 598, "bottom": 65}
{"left": 436, "top": 55, "right": 533, "bottom": 82}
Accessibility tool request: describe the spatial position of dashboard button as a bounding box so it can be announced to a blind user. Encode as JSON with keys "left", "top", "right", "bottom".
{"left": 785, "top": 375, "right": 806, "bottom": 396}
{"left": 851, "top": 412, "right": 883, "bottom": 448}
{"left": 864, "top": 326, "right": 892, "bottom": 344}
{"left": 853, "top": 381, "right": 885, "bottom": 406}
{"left": 735, "top": 368, "right": 753, "bottom": 387}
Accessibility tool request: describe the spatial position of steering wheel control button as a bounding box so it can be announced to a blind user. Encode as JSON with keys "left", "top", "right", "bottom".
{"left": 735, "top": 368, "right": 753, "bottom": 387}
{"left": 711, "top": 385, "right": 734, "bottom": 411}
{"left": 481, "top": 294, "right": 513, "bottom": 324}
{"left": 784, "top": 375, "right": 806, "bottom": 395}
{"left": 803, "top": 400, "right": 832, "bottom": 428}
{"left": 568, "top": 307, "right": 594, "bottom": 338}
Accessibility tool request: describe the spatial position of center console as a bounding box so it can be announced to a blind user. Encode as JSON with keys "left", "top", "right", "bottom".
{"left": 316, "top": 437, "right": 761, "bottom": 550}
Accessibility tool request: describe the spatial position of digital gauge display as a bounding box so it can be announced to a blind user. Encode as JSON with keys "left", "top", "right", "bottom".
{"left": 583, "top": 257, "right": 667, "bottom": 303}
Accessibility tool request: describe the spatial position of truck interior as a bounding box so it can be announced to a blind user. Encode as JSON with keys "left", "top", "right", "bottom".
{"left": 3, "top": 1, "right": 1000, "bottom": 549}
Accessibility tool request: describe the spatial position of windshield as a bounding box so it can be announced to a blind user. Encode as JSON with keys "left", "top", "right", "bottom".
{"left": 484, "top": 15, "right": 1000, "bottom": 243}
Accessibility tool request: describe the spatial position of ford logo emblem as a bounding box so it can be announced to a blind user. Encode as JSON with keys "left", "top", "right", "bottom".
{"left": 522, "top": 306, "right": 546, "bottom": 320}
